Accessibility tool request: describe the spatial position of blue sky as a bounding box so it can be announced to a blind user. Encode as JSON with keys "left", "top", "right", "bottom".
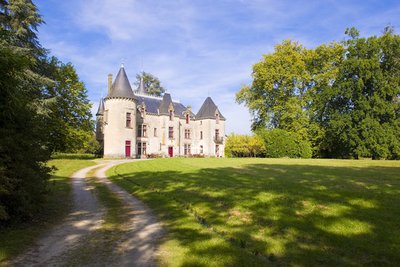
{"left": 35, "top": 0, "right": 400, "bottom": 134}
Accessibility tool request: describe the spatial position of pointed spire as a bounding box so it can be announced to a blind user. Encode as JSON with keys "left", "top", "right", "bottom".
{"left": 196, "top": 97, "right": 226, "bottom": 120}
{"left": 159, "top": 93, "right": 173, "bottom": 114}
{"left": 138, "top": 75, "right": 147, "bottom": 94}
{"left": 107, "top": 66, "right": 135, "bottom": 99}
{"left": 96, "top": 98, "right": 105, "bottom": 116}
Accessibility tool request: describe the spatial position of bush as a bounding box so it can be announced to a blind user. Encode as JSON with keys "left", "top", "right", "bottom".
{"left": 225, "top": 134, "right": 265, "bottom": 158}
{"left": 190, "top": 154, "right": 205, "bottom": 158}
{"left": 147, "top": 153, "right": 162, "bottom": 158}
{"left": 257, "top": 129, "right": 312, "bottom": 158}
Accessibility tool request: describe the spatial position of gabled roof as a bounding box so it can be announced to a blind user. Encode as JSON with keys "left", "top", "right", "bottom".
{"left": 107, "top": 66, "right": 136, "bottom": 99}
{"left": 96, "top": 98, "right": 105, "bottom": 116}
{"left": 158, "top": 93, "right": 173, "bottom": 115}
{"left": 196, "top": 97, "right": 226, "bottom": 120}
{"left": 135, "top": 94, "right": 194, "bottom": 118}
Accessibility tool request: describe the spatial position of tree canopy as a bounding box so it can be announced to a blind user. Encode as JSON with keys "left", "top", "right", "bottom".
{"left": 237, "top": 28, "right": 400, "bottom": 159}
{"left": 0, "top": 0, "right": 93, "bottom": 223}
{"left": 134, "top": 71, "right": 165, "bottom": 96}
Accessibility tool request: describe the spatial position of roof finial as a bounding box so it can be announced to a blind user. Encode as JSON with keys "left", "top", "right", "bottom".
{"left": 121, "top": 58, "right": 125, "bottom": 68}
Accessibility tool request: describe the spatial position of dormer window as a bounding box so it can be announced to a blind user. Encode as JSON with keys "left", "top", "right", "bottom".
{"left": 169, "top": 110, "right": 173, "bottom": 121}
{"left": 186, "top": 114, "right": 190, "bottom": 124}
{"left": 141, "top": 107, "right": 145, "bottom": 118}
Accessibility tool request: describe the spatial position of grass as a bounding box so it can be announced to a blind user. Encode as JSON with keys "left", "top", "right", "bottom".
{"left": 64, "top": 168, "right": 130, "bottom": 266}
{"left": 107, "top": 158, "right": 400, "bottom": 266}
{"left": 0, "top": 158, "right": 96, "bottom": 264}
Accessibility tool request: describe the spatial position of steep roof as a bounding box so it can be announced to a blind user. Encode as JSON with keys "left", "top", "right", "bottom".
{"left": 137, "top": 76, "right": 147, "bottom": 94}
{"left": 96, "top": 98, "right": 105, "bottom": 116}
{"left": 196, "top": 97, "right": 226, "bottom": 120}
{"left": 107, "top": 66, "right": 135, "bottom": 99}
{"left": 158, "top": 93, "right": 173, "bottom": 115}
{"left": 136, "top": 94, "right": 194, "bottom": 118}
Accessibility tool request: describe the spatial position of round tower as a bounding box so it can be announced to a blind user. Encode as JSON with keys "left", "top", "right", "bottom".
{"left": 103, "top": 65, "right": 137, "bottom": 158}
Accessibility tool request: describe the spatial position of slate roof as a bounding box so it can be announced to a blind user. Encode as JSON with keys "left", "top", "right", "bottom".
{"left": 96, "top": 98, "right": 105, "bottom": 116}
{"left": 107, "top": 66, "right": 136, "bottom": 99}
{"left": 137, "top": 76, "right": 147, "bottom": 94}
{"left": 136, "top": 93, "right": 194, "bottom": 118}
{"left": 196, "top": 97, "right": 226, "bottom": 120}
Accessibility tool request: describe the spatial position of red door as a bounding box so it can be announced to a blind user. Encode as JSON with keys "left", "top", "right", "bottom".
{"left": 125, "top": 140, "right": 131, "bottom": 158}
{"left": 168, "top": 146, "right": 173, "bottom": 157}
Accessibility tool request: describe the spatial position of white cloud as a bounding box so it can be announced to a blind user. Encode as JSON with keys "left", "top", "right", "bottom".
{"left": 37, "top": 0, "right": 400, "bottom": 136}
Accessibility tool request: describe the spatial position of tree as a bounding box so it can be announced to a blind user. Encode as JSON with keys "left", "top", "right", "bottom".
{"left": 40, "top": 57, "right": 93, "bottom": 152}
{"left": 0, "top": 30, "right": 51, "bottom": 221}
{"left": 319, "top": 29, "right": 400, "bottom": 159}
{"left": 134, "top": 71, "right": 165, "bottom": 96}
{"left": 0, "top": 0, "right": 45, "bottom": 58}
{"left": 1, "top": 0, "right": 94, "bottom": 223}
{"left": 236, "top": 28, "right": 400, "bottom": 159}
{"left": 236, "top": 40, "right": 311, "bottom": 138}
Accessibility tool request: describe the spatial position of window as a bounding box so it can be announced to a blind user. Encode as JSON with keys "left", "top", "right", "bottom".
{"left": 200, "top": 131, "right": 203, "bottom": 140}
{"left": 154, "top": 128, "right": 157, "bottom": 137}
{"left": 168, "top": 127, "right": 174, "bottom": 139}
{"left": 200, "top": 145, "right": 203, "bottom": 154}
{"left": 138, "top": 125, "right": 147, "bottom": 137}
{"left": 184, "top": 144, "right": 191, "bottom": 156}
{"left": 126, "top": 112, "right": 131, "bottom": 128}
{"left": 142, "top": 124, "right": 147, "bottom": 137}
{"left": 216, "top": 145, "right": 220, "bottom": 156}
{"left": 169, "top": 110, "right": 173, "bottom": 121}
{"left": 137, "top": 142, "right": 147, "bottom": 155}
{"left": 184, "top": 129, "right": 191, "bottom": 139}
{"left": 215, "top": 129, "right": 220, "bottom": 139}
{"left": 216, "top": 113, "right": 220, "bottom": 124}
{"left": 186, "top": 114, "right": 190, "bottom": 124}
{"left": 142, "top": 142, "right": 147, "bottom": 155}
{"left": 140, "top": 107, "right": 145, "bottom": 118}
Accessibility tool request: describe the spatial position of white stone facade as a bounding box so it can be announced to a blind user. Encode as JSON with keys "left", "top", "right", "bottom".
{"left": 96, "top": 66, "right": 226, "bottom": 158}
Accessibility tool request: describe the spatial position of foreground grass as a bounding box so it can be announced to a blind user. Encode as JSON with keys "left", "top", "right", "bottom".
{"left": 107, "top": 158, "right": 400, "bottom": 266}
{"left": 0, "top": 158, "right": 96, "bottom": 264}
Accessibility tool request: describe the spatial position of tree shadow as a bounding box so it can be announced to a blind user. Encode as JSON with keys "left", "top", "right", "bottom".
{"left": 108, "top": 162, "right": 400, "bottom": 266}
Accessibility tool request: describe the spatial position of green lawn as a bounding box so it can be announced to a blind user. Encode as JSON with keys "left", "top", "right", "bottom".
{"left": 107, "top": 158, "right": 400, "bottom": 266}
{"left": 0, "top": 158, "right": 96, "bottom": 264}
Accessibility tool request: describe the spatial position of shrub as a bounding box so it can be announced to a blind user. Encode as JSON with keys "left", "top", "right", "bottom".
{"left": 225, "top": 134, "right": 265, "bottom": 158}
{"left": 147, "top": 153, "right": 162, "bottom": 158}
{"left": 257, "top": 129, "right": 312, "bottom": 158}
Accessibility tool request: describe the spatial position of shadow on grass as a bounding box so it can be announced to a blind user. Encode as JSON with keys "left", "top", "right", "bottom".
{"left": 0, "top": 174, "right": 72, "bottom": 264}
{"left": 108, "top": 162, "right": 400, "bottom": 266}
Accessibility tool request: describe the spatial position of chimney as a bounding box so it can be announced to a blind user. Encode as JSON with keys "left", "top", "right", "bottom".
{"left": 107, "top": 74, "right": 113, "bottom": 94}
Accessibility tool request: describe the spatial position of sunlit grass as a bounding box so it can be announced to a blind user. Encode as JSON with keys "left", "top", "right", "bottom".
{"left": 0, "top": 159, "right": 96, "bottom": 264}
{"left": 107, "top": 158, "right": 400, "bottom": 266}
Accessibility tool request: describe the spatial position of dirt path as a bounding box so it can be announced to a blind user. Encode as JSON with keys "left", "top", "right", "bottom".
{"left": 11, "top": 160, "right": 163, "bottom": 267}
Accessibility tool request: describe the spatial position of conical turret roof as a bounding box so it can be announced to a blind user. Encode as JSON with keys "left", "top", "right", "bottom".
{"left": 96, "top": 98, "right": 105, "bottom": 115}
{"left": 107, "top": 65, "right": 135, "bottom": 99}
{"left": 138, "top": 75, "right": 147, "bottom": 94}
{"left": 196, "top": 97, "right": 225, "bottom": 120}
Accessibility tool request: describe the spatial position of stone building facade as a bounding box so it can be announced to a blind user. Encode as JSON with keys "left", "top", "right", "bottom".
{"left": 96, "top": 66, "right": 226, "bottom": 158}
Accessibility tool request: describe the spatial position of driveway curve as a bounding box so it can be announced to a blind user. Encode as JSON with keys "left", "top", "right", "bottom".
{"left": 11, "top": 160, "right": 163, "bottom": 267}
